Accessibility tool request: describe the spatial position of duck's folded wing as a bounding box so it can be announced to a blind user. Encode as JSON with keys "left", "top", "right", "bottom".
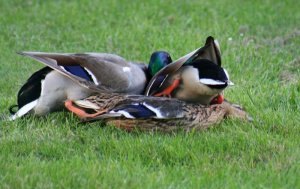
{"left": 144, "top": 49, "right": 197, "bottom": 96}
{"left": 66, "top": 96, "right": 185, "bottom": 122}
{"left": 18, "top": 52, "right": 124, "bottom": 93}
{"left": 185, "top": 36, "right": 221, "bottom": 66}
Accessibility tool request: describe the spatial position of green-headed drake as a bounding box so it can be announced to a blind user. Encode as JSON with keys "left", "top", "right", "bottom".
{"left": 145, "top": 36, "right": 234, "bottom": 105}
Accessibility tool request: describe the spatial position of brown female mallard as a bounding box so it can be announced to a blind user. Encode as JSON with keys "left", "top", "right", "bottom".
{"left": 65, "top": 93, "right": 251, "bottom": 132}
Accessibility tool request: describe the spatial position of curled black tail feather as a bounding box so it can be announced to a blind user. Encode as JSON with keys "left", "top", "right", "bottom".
{"left": 9, "top": 105, "right": 18, "bottom": 115}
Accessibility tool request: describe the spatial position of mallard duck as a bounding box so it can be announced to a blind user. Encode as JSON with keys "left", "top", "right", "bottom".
{"left": 148, "top": 51, "right": 172, "bottom": 76}
{"left": 9, "top": 51, "right": 172, "bottom": 120}
{"left": 145, "top": 36, "right": 233, "bottom": 105}
{"left": 64, "top": 93, "right": 251, "bottom": 132}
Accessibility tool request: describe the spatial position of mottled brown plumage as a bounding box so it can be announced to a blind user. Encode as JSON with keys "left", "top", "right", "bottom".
{"left": 65, "top": 93, "right": 251, "bottom": 132}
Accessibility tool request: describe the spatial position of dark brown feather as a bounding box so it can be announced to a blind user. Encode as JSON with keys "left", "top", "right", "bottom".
{"left": 67, "top": 93, "right": 251, "bottom": 132}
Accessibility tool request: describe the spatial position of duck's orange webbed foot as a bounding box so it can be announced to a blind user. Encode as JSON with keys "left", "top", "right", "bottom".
{"left": 153, "top": 79, "right": 180, "bottom": 98}
{"left": 65, "top": 100, "right": 108, "bottom": 118}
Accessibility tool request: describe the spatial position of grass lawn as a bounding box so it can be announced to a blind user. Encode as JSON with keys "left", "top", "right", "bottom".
{"left": 1, "top": 0, "right": 299, "bottom": 188}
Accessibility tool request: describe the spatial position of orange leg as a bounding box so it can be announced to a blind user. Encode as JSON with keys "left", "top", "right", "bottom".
{"left": 65, "top": 100, "right": 108, "bottom": 118}
{"left": 154, "top": 79, "right": 180, "bottom": 97}
{"left": 210, "top": 94, "right": 224, "bottom": 105}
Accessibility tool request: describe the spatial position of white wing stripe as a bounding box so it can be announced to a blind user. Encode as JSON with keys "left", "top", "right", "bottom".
{"left": 109, "top": 110, "right": 135, "bottom": 118}
{"left": 84, "top": 68, "right": 99, "bottom": 85}
{"left": 199, "top": 78, "right": 226, "bottom": 85}
{"left": 142, "top": 102, "right": 164, "bottom": 118}
{"left": 9, "top": 100, "right": 38, "bottom": 121}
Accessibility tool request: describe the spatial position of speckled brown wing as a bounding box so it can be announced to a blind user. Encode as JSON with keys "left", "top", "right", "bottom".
{"left": 66, "top": 92, "right": 251, "bottom": 132}
{"left": 104, "top": 101, "right": 249, "bottom": 132}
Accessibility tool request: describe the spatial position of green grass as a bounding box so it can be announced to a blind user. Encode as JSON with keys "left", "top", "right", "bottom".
{"left": 1, "top": 0, "right": 300, "bottom": 188}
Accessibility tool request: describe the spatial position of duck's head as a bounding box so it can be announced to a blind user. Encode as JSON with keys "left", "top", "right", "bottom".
{"left": 148, "top": 51, "right": 172, "bottom": 76}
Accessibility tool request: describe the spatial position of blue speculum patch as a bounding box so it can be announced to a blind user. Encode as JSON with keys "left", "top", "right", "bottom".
{"left": 114, "top": 104, "right": 156, "bottom": 118}
{"left": 63, "top": 66, "right": 92, "bottom": 81}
